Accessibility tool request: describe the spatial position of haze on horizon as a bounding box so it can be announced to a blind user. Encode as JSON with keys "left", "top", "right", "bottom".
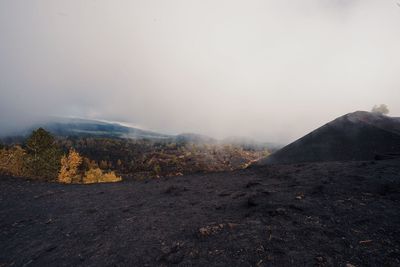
{"left": 0, "top": 0, "right": 399, "bottom": 143}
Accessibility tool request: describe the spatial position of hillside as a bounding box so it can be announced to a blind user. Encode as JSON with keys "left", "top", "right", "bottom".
{"left": 17, "top": 118, "right": 171, "bottom": 140}
{"left": 258, "top": 111, "right": 400, "bottom": 165}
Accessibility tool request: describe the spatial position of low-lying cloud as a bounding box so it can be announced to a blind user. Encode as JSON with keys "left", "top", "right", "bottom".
{"left": 1, "top": 0, "right": 399, "bottom": 143}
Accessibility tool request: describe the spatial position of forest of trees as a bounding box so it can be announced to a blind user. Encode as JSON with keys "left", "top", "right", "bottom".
{"left": 0, "top": 128, "right": 269, "bottom": 182}
{"left": 0, "top": 128, "right": 121, "bottom": 183}
{"left": 57, "top": 137, "right": 269, "bottom": 179}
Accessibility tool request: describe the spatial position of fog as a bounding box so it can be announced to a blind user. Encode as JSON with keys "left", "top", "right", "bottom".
{"left": 1, "top": 0, "right": 399, "bottom": 143}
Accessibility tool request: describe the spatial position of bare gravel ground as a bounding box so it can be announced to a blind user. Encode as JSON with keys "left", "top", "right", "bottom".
{"left": 0, "top": 159, "right": 400, "bottom": 266}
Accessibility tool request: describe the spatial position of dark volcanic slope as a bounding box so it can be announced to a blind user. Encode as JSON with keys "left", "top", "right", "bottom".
{"left": 258, "top": 111, "right": 400, "bottom": 165}
{"left": 1, "top": 159, "right": 400, "bottom": 266}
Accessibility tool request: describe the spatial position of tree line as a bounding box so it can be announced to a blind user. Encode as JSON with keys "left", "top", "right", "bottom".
{"left": 0, "top": 128, "right": 121, "bottom": 183}
{"left": 56, "top": 136, "right": 269, "bottom": 179}
{"left": 1, "top": 128, "right": 269, "bottom": 181}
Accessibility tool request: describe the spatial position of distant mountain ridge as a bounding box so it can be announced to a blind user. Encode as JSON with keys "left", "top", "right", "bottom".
{"left": 1, "top": 118, "right": 275, "bottom": 149}
{"left": 20, "top": 118, "right": 172, "bottom": 140}
{"left": 257, "top": 111, "right": 400, "bottom": 165}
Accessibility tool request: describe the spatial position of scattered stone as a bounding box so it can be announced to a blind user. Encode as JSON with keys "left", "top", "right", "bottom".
{"left": 310, "top": 185, "right": 324, "bottom": 195}
{"left": 275, "top": 208, "right": 286, "bottom": 215}
{"left": 247, "top": 196, "right": 258, "bottom": 207}
{"left": 199, "top": 224, "right": 224, "bottom": 236}
{"left": 86, "top": 208, "right": 98, "bottom": 214}
{"left": 247, "top": 193, "right": 264, "bottom": 207}
{"left": 164, "top": 185, "right": 188, "bottom": 196}
{"left": 45, "top": 245, "right": 57, "bottom": 252}
{"left": 189, "top": 249, "right": 199, "bottom": 259}
{"left": 232, "top": 192, "right": 246, "bottom": 199}
{"left": 158, "top": 242, "right": 184, "bottom": 264}
{"left": 288, "top": 204, "right": 304, "bottom": 212}
{"left": 22, "top": 259, "right": 33, "bottom": 267}
{"left": 227, "top": 223, "right": 239, "bottom": 230}
{"left": 78, "top": 253, "right": 85, "bottom": 262}
{"left": 214, "top": 204, "right": 223, "bottom": 210}
{"left": 245, "top": 181, "right": 262, "bottom": 188}
{"left": 260, "top": 190, "right": 271, "bottom": 195}
{"left": 34, "top": 190, "right": 58, "bottom": 200}
{"left": 218, "top": 191, "right": 231, "bottom": 197}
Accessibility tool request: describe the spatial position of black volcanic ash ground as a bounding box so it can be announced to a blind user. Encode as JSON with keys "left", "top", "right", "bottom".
{"left": 0, "top": 158, "right": 400, "bottom": 266}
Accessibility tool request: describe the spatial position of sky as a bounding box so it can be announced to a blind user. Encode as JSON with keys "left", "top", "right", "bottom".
{"left": 0, "top": 0, "right": 399, "bottom": 143}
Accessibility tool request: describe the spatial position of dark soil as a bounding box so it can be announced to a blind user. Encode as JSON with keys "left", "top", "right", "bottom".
{"left": 1, "top": 159, "right": 400, "bottom": 266}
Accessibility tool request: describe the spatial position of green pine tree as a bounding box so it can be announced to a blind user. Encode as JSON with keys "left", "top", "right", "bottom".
{"left": 25, "top": 128, "right": 61, "bottom": 180}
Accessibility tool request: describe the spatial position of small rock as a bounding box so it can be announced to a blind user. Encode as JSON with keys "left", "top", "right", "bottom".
{"left": 199, "top": 224, "right": 224, "bottom": 236}
{"left": 199, "top": 227, "right": 210, "bottom": 236}
{"left": 227, "top": 223, "right": 239, "bottom": 230}
{"left": 214, "top": 204, "right": 223, "bottom": 210}
{"left": 359, "top": 240, "right": 373, "bottom": 244}
{"left": 189, "top": 249, "right": 199, "bottom": 259}
{"left": 159, "top": 242, "right": 184, "bottom": 264}
{"left": 247, "top": 197, "right": 258, "bottom": 207}
{"left": 45, "top": 245, "right": 57, "bottom": 252}
{"left": 247, "top": 193, "right": 263, "bottom": 207}
{"left": 218, "top": 191, "right": 231, "bottom": 197}
{"left": 246, "top": 181, "right": 261, "bottom": 188}
{"left": 277, "top": 207, "right": 286, "bottom": 213}
{"left": 165, "top": 251, "right": 184, "bottom": 264}
{"left": 232, "top": 192, "right": 246, "bottom": 199}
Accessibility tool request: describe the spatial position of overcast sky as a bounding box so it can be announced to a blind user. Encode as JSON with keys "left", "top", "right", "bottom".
{"left": 0, "top": 0, "right": 399, "bottom": 143}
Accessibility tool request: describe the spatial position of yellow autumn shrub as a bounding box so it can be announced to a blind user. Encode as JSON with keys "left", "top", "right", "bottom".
{"left": 58, "top": 149, "right": 83, "bottom": 183}
{"left": 83, "top": 167, "right": 121, "bottom": 184}
{"left": 82, "top": 167, "right": 103, "bottom": 184}
{"left": 99, "top": 171, "right": 121, "bottom": 183}
{"left": 0, "top": 145, "right": 27, "bottom": 176}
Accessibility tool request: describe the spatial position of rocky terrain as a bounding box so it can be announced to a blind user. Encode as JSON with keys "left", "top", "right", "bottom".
{"left": 1, "top": 157, "right": 399, "bottom": 266}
